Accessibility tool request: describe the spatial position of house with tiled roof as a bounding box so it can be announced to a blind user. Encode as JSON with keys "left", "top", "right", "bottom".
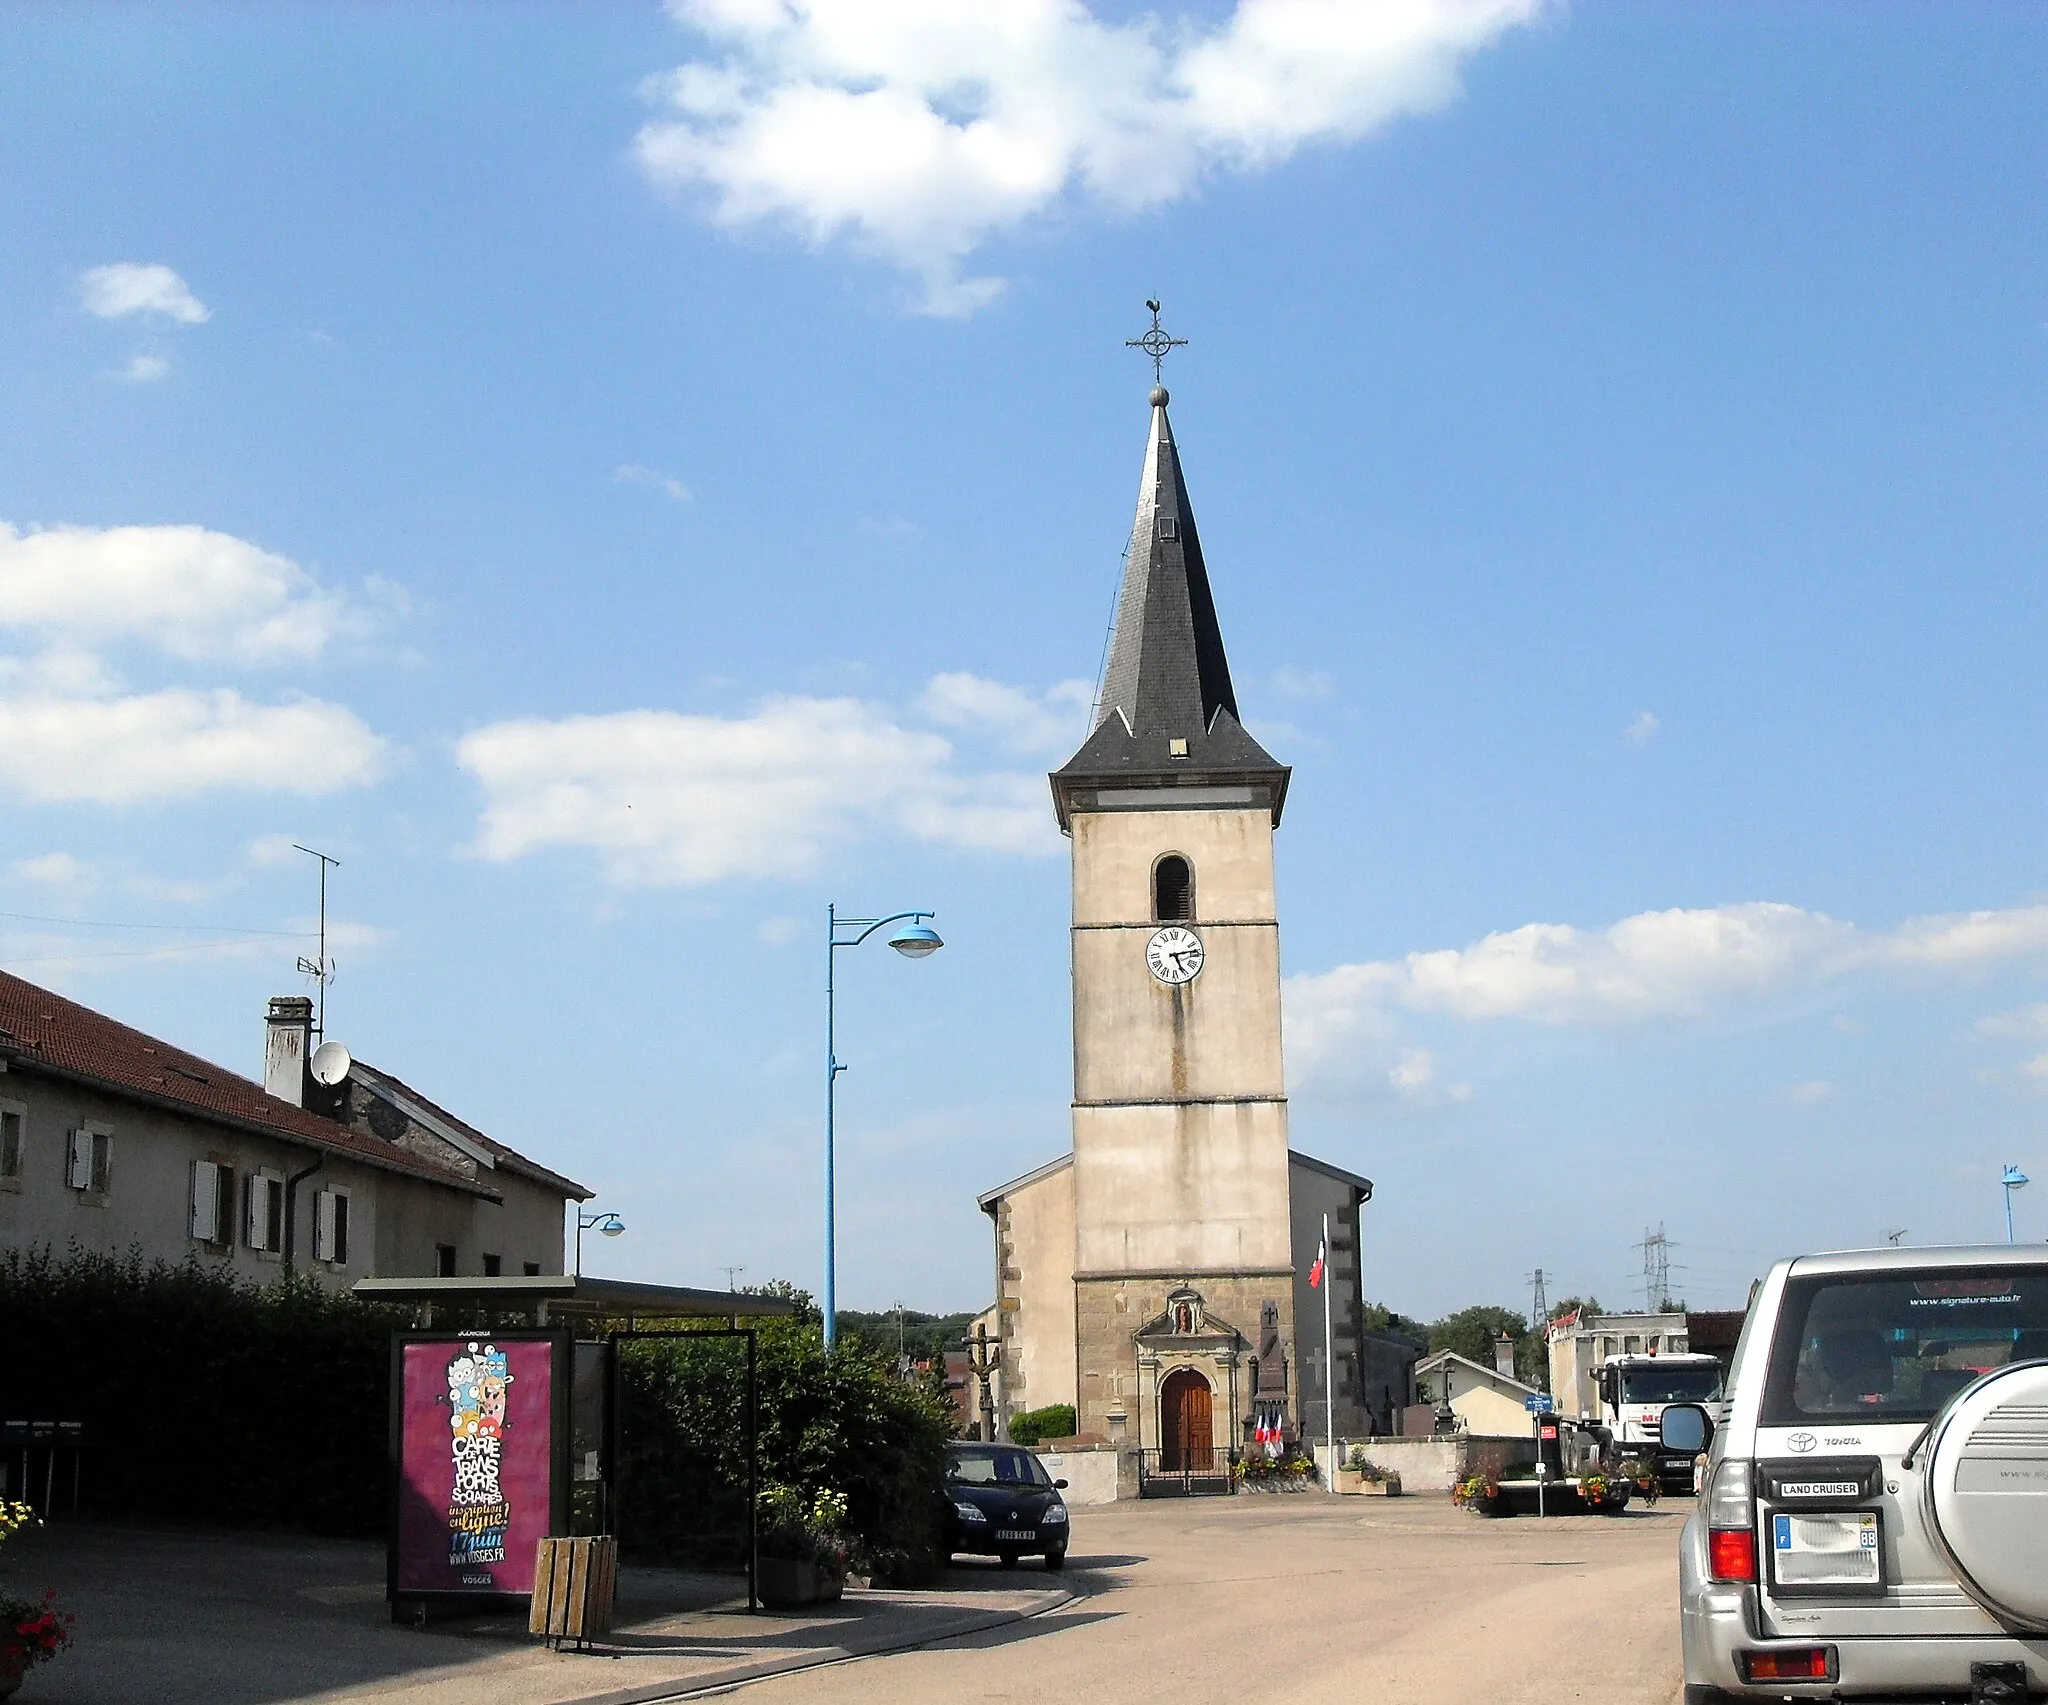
{"left": 0, "top": 972, "right": 589, "bottom": 1284}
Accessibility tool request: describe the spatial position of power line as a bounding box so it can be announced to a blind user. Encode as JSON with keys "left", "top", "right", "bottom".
{"left": 0, "top": 909, "right": 309, "bottom": 938}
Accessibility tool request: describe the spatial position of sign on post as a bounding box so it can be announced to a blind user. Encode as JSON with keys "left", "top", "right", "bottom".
{"left": 1525, "top": 1392, "right": 1555, "bottom": 1414}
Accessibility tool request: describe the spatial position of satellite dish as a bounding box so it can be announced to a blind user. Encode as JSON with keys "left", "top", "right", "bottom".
{"left": 310, "top": 1040, "right": 353, "bottom": 1087}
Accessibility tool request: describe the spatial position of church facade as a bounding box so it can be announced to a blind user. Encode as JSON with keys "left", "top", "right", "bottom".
{"left": 979, "top": 383, "right": 1381, "bottom": 1466}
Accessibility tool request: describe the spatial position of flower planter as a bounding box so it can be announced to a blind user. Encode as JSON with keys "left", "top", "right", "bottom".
{"left": 1335, "top": 1469, "right": 1401, "bottom": 1496}
{"left": 756, "top": 1557, "right": 846, "bottom": 1610}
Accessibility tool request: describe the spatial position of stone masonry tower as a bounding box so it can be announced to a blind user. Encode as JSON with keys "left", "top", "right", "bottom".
{"left": 1048, "top": 382, "right": 1297, "bottom": 1442}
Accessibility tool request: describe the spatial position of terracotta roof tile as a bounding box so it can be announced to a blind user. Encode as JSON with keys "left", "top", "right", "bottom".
{"left": 0, "top": 969, "right": 488, "bottom": 1194}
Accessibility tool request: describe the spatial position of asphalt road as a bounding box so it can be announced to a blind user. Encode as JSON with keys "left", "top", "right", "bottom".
{"left": 751, "top": 1491, "right": 1688, "bottom": 1705}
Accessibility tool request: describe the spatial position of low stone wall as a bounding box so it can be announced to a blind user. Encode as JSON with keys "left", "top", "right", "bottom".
{"left": 1313, "top": 1435, "right": 1539, "bottom": 1493}
{"left": 1034, "top": 1443, "right": 1126, "bottom": 1505}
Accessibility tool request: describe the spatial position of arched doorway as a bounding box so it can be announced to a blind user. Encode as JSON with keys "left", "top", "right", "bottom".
{"left": 1159, "top": 1368, "right": 1214, "bottom": 1471}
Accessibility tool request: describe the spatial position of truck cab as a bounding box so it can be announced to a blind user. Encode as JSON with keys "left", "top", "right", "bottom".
{"left": 1597, "top": 1352, "right": 1726, "bottom": 1484}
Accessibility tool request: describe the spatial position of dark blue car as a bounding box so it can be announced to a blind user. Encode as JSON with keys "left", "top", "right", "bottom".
{"left": 943, "top": 1443, "right": 1069, "bottom": 1570}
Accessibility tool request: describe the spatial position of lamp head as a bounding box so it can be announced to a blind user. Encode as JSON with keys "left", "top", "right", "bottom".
{"left": 2004, "top": 1165, "right": 2030, "bottom": 1191}
{"left": 601, "top": 1214, "right": 626, "bottom": 1238}
{"left": 888, "top": 923, "right": 943, "bottom": 960}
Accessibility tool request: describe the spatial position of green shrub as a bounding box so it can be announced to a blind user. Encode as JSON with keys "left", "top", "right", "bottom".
{"left": 1006, "top": 1404, "right": 1076, "bottom": 1447}
{"left": 613, "top": 1292, "right": 954, "bottom": 1583}
{"left": 0, "top": 1245, "right": 400, "bottom": 1535}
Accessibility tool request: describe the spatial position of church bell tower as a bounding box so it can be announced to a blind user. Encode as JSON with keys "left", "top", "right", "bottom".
{"left": 1049, "top": 380, "right": 1296, "bottom": 1443}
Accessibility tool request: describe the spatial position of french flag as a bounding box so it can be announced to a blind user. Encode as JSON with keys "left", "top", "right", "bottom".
{"left": 1308, "top": 1238, "right": 1325, "bottom": 1290}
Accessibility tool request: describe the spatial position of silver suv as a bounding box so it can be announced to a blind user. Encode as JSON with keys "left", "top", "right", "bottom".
{"left": 1675, "top": 1245, "right": 2048, "bottom": 1703}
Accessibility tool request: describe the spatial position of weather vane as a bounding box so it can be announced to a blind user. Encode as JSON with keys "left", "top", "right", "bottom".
{"left": 1126, "top": 298, "right": 1188, "bottom": 386}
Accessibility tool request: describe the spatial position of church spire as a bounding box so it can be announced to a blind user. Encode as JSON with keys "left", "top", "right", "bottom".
{"left": 1093, "top": 385, "right": 1240, "bottom": 742}
{"left": 1052, "top": 377, "right": 1289, "bottom": 831}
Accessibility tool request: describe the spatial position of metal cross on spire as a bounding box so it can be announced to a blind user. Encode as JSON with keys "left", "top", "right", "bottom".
{"left": 1126, "top": 298, "right": 1188, "bottom": 386}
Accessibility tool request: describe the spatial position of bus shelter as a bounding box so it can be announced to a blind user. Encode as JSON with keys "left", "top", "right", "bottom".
{"left": 351, "top": 1275, "right": 793, "bottom": 1621}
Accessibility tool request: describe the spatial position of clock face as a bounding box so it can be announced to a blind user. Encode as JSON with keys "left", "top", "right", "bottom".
{"left": 1146, "top": 925, "right": 1205, "bottom": 985}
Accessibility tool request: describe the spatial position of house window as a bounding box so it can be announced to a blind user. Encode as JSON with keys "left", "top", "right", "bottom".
{"left": 189, "top": 1161, "right": 234, "bottom": 1244}
{"left": 482, "top": 1253, "right": 501, "bottom": 1277}
{"left": 523, "top": 1261, "right": 542, "bottom": 1277}
{"left": 1623, "top": 1335, "right": 1643, "bottom": 1355}
{"left": 314, "top": 1189, "right": 350, "bottom": 1265}
{"left": 66, "top": 1128, "right": 112, "bottom": 1194}
{"left": 1153, "top": 854, "right": 1194, "bottom": 922}
{"left": 0, "top": 1104, "right": 22, "bottom": 1189}
{"left": 436, "top": 1244, "right": 457, "bottom": 1277}
{"left": 246, "top": 1171, "right": 285, "bottom": 1253}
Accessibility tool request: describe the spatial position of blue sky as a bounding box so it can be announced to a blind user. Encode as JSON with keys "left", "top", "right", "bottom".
{"left": 3, "top": 2, "right": 2046, "bottom": 1319}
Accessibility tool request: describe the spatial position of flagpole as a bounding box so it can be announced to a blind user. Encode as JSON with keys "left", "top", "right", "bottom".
{"left": 1323, "top": 1210, "right": 1335, "bottom": 1484}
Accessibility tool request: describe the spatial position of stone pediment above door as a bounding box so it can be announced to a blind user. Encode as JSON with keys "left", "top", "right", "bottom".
{"left": 1134, "top": 1284, "right": 1242, "bottom": 1352}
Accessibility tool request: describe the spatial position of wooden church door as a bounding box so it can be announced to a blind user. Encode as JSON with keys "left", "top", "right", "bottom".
{"left": 1160, "top": 1368, "right": 1213, "bottom": 1471}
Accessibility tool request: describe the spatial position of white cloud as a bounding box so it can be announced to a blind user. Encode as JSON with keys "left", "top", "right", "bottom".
{"left": 1286, "top": 899, "right": 2048, "bottom": 1069}
{"left": 1272, "top": 665, "right": 1334, "bottom": 700}
{"left": 1624, "top": 709, "right": 1660, "bottom": 746}
{"left": 757, "top": 915, "right": 804, "bottom": 945}
{"left": 79, "top": 263, "right": 210, "bottom": 324}
{"left": 1786, "top": 1080, "right": 1835, "bottom": 1106}
{"left": 13, "top": 853, "right": 93, "bottom": 889}
{"left": 614, "top": 463, "right": 694, "bottom": 502}
{"left": 0, "top": 685, "right": 388, "bottom": 805}
{"left": 636, "top": 0, "right": 1543, "bottom": 313}
{"left": 111, "top": 354, "right": 170, "bottom": 384}
{"left": 918, "top": 671, "right": 1092, "bottom": 752}
{"left": 459, "top": 691, "right": 1058, "bottom": 887}
{"left": 0, "top": 523, "right": 379, "bottom": 666}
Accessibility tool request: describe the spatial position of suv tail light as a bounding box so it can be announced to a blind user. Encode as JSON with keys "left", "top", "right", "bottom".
{"left": 1742, "top": 1648, "right": 1833, "bottom": 1683}
{"left": 1705, "top": 1457, "right": 1757, "bottom": 1584}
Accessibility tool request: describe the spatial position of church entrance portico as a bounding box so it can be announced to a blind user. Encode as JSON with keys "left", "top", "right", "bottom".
{"left": 1159, "top": 1368, "right": 1212, "bottom": 1470}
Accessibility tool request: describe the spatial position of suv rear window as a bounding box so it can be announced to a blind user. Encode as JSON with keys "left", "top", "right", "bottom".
{"left": 1761, "top": 1267, "right": 2048, "bottom": 1425}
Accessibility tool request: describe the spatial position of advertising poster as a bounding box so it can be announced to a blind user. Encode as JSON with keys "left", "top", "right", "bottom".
{"left": 395, "top": 1336, "right": 556, "bottom": 1596}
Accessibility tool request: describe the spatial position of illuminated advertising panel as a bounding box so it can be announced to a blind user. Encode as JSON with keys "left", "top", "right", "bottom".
{"left": 392, "top": 1332, "right": 565, "bottom": 1601}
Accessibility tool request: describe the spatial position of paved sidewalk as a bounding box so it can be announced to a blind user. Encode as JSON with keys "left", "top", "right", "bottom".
{"left": 5, "top": 1522, "right": 1069, "bottom": 1705}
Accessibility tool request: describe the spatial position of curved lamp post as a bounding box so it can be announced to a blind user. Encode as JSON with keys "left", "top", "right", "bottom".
{"left": 575, "top": 1208, "right": 624, "bottom": 1278}
{"left": 825, "top": 905, "right": 942, "bottom": 1350}
{"left": 2003, "top": 1165, "right": 2029, "bottom": 1244}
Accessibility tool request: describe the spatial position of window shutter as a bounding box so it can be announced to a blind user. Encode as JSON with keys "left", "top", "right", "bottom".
{"left": 67, "top": 1130, "right": 92, "bottom": 1189}
{"left": 191, "top": 1162, "right": 219, "bottom": 1240}
{"left": 314, "top": 1191, "right": 335, "bottom": 1262}
{"left": 246, "top": 1174, "right": 265, "bottom": 1250}
{"left": 264, "top": 1177, "right": 284, "bottom": 1254}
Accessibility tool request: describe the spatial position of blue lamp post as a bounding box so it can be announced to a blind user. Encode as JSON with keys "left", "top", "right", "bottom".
{"left": 824, "top": 905, "right": 942, "bottom": 1351}
{"left": 2003, "top": 1165, "right": 2029, "bottom": 1244}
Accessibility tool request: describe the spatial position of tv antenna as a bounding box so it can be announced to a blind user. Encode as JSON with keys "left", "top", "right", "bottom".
{"left": 1884, "top": 1227, "right": 1908, "bottom": 1246}
{"left": 293, "top": 844, "right": 340, "bottom": 1038}
{"left": 721, "top": 1264, "right": 746, "bottom": 1294}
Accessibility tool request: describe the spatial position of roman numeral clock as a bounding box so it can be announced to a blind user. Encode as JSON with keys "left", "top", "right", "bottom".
{"left": 1145, "top": 925, "right": 1204, "bottom": 986}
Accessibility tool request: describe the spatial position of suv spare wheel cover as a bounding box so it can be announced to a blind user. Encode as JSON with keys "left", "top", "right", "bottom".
{"left": 1923, "top": 1359, "right": 2048, "bottom": 1632}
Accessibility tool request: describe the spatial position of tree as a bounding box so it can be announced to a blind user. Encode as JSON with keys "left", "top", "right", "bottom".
{"left": 1428, "top": 1304, "right": 1548, "bottom": 1388}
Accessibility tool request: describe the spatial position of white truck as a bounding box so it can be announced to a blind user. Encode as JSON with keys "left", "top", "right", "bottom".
{"left": 1592, "top": 1352, "right": 1726, "bottom": 1487}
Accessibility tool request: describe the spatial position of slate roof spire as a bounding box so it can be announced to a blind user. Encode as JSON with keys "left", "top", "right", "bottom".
{"left": 1052, "top": 385, "right": 1288, "bottom": 830}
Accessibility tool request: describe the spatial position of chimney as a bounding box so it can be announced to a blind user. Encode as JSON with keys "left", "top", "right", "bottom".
{"left": 265, "top": 996, "right": 313, "bottom": 1106}
{"left": 1494, "top": 1331, "right": 1517, "bottom": 1381}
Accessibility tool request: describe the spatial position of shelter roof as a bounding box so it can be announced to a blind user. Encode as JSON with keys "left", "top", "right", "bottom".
{"left": 977, "top": 1150, "right": 1073, "bottom": 1213}
{"left": 350, "top": 1274, "right": 795, "bottom": 1319}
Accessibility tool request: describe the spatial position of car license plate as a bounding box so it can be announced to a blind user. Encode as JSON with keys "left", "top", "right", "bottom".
{"left": 1771, "top": 1511, "right": 1880, "bottom": 1588}
{"left": 995, "top": 1529, "right": 1035, "bottom": 1542}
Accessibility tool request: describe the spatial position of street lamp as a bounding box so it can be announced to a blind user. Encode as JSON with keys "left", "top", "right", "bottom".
{"left": 575, "top": 1208, "right": 625, "bottom": 1278}
{"left": 2003, "top": 1165, "right": 2029, "bottom": 1244}
{"left": 825, "top": 904, "right": 943, "bottom": 1350}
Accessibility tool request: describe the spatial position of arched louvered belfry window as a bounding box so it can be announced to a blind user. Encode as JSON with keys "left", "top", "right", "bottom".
{"left": 1153, "top": 854, "right": 1194, "bottom": 922}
